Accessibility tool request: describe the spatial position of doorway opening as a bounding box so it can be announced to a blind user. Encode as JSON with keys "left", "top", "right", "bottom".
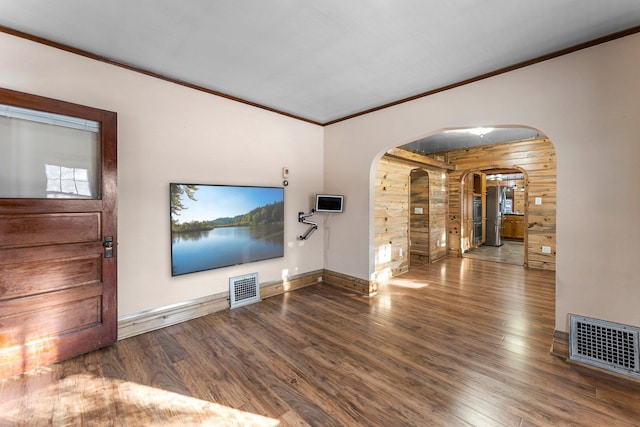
{"left": 373, "top": 126, "right": 556, "bottom": 284}
{"left": 461, "top": 167, "right": 528, "bottom": 266}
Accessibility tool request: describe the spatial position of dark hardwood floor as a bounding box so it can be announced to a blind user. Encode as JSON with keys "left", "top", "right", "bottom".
{"left": 2, "top": 257, "right": 640, "bottom": 426}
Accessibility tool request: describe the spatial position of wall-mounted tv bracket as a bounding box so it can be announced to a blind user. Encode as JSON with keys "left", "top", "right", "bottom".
{"left": 298, "top": 209, "right": 318, "bottom": 240}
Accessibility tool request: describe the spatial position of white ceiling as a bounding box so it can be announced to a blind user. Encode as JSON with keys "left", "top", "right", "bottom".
{"left": 1, "top": 0, "right": 640, "bottom": 126}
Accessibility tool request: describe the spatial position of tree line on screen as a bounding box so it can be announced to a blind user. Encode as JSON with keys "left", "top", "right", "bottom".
{"left": 171, "top": 184, "right": 284, "bottom": 234}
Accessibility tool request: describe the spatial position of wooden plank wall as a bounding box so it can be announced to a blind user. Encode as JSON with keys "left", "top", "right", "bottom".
{"left": 375, "top": 156, "right": 411, "bottom": 281}
{"left": 375, "top": 155, "right": 449, "bottom": 281}
{"left": 443, "top": 137, "right": 556, "bottom": 271}
{"left": 427, "top": 169, "right": 448, "bottom": 263}
{"left": 514, "top": 184, "right": 526, "bottom": 213}
{"left": 410, "top": 170, "right": 430, "bottom": 265}
{"left": 461, "top": 173, "right": 475, "bottom": 253}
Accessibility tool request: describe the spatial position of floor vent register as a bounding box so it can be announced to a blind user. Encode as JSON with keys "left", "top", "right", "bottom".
{"left": 229, "top": 273, "right": 261, "bottom": 309}
{"left": 569, "top": 314, "right": 640, "bottom": 380}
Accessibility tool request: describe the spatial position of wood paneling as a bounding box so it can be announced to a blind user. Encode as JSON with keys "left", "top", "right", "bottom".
{"left": 410, "top": 170, "right": 429, "bottom": 265}
{"left": 427, "top": 169, "right": 448, "bottom": 263}
{"left": 385, "top": 148, "right": 455, "bottom": 170}
{"left": 375, "top": 157, "right": 410, "bottom": 280}
{"left": 442, "top": 137, "right": 556, "bottom": 271}
{"left": 3, "top": 258, "right": 640, "bottom": 425}
{"left": 376, "top": 137, "right": 554, "bottom": 279}
{"left": 375, "top": 154, "right": 449, "bottom": 281}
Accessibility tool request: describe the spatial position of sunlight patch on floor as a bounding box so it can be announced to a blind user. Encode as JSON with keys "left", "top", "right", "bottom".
{"left": 386, "top": 277, "right": 430, "bottom": 289}
{"left": 0, "top": 373, "right": 280, "bottom": 426}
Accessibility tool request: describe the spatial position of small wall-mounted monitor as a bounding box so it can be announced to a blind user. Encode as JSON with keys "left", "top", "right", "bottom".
{"left": 315, "top": 194, "right": 344, "bottom": 212}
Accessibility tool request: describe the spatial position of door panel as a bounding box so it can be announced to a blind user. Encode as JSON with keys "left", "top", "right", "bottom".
{"left": 0, "top": 296, "right": 101, "bottom": 348}
{"left": 0, "top": 212, "right": 101, "bottom": 248}
{"left": 0, "top": 88, "right": 117, "bottom": 379}
{"left": 1, "top": 255, "right": 101, "bottom": 298}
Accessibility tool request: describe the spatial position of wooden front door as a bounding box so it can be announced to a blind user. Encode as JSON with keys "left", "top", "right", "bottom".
{"left": 0, "top": 88, "right": 117, "bottom": 379}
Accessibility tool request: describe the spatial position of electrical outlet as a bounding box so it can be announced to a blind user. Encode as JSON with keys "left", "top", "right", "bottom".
{"left": 535, "top": 197, "right": 542, "bottom": 205}
{"left": 542, "top": 246, "right": 552, "bottom": 254}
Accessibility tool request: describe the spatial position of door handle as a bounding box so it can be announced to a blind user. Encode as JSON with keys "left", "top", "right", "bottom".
{"left": 103, "top": 236, "right": 114, "bottom": 258}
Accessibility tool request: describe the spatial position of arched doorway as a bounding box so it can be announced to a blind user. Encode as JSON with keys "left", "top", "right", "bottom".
{"left": 373, "top": 126, "right": 556, "bottom": 283}
{"left": 373, "top": 150, "right": 450, "bottom": 282}
{"left": 442, "top": 134, "right": 556, "bottom": 271}
{"left": 460, "top": 167, "right": 529, "bottom": 266}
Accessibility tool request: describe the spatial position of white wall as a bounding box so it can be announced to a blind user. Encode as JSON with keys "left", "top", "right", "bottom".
{"left": 0, "top": 33, "right": 325, "bottom": 317}
{"left": 324, "top": 33, "right": 640, "bottom": 333}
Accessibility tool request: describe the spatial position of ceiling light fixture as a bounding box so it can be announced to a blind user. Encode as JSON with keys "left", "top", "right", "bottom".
{"left": 443, "top": 127, "right": 495, "bottom": 137}
{"left": 467, "top": 127, "right": 494, "bottom": 136}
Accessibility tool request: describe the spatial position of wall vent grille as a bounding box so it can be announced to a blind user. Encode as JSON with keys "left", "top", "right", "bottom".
{"left": 569, "top": 315, "right": 640, "bottom": 379}
{"left": 229, "top": 273, "right": 260, "bottom": 309}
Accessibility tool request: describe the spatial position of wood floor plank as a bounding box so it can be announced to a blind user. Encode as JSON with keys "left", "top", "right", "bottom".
{"left": 2, "top": 257, "right": 640, "bottom": 426}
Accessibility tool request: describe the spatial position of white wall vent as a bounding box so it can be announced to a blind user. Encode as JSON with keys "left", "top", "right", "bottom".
{"left": 569, "top": 314, "right": 640, "bottom": 379}
{"left": 229, "top": 273, "right": 260, "bottom": 309}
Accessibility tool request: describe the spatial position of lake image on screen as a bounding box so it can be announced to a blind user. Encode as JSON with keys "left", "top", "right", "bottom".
{"left": 170, "top": 184, "right": 284, "bottom": 276}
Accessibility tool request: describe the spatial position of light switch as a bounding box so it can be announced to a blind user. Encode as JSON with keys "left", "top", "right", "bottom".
{"left": 535, "top": 197, "right": 542, "bottom": 205}
{"left": 542, "top": 246, "right": 552, "bottom": 254}
{"left": 414, "top": 207, "right": 423, "bottom": 214}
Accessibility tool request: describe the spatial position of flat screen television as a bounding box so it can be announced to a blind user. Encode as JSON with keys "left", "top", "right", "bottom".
{"left": 170, "top": 183, "right": 284, "bottom": 276}
{"left": 315, "top": 194, "right": 344, "bottom": 212}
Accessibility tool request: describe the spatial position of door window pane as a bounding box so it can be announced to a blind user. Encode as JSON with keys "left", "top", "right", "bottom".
{"left": 0, "top": 105, "right": 100, "bottom": 199}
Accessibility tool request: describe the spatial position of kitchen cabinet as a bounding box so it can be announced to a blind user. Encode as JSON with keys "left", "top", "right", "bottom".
{"left": 503, "top": 214, "right": 525, "bottom": 239}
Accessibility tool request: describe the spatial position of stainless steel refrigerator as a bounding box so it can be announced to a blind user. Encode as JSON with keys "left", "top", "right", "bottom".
{"left": 486, "top": 186, "right": 504, "bottom": 246}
